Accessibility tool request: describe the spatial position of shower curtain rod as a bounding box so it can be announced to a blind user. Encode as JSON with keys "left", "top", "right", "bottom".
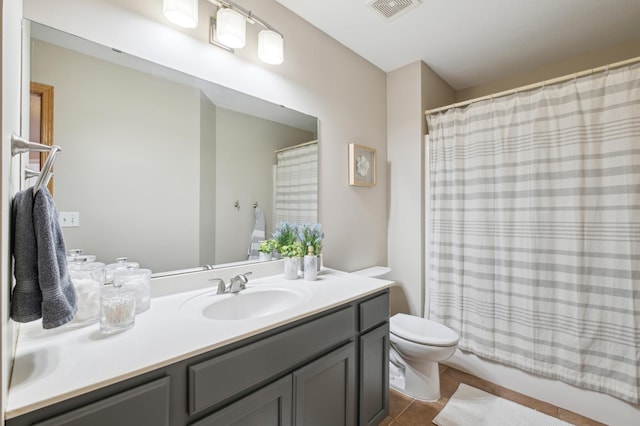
{"left": 425, "top": 55, "right": 640, "bottom": 116}
{"left": 274, "top": 139, "right": 318, "bottom": 154}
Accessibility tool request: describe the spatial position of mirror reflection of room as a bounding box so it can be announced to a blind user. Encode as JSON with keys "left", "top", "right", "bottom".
{"left": 29, "top": 22, "right": 318, "bottom": 274}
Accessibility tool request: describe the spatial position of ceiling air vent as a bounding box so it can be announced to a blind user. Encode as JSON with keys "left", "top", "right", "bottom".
{"left": 366, "top": 0, "right": 422, "bottom": 22}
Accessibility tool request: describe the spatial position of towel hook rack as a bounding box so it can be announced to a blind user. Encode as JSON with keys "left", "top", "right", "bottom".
{"left": 11, "top": 133, "right": 62, "bottom": 196}
{"left": 24, "top": 167, "right": 41, "bottom": 179}
{"left": 33, "top": 146, "right": 61, "bottom": 196}
{"left": 11, "top": 133, "right": 55, "bottom": 156}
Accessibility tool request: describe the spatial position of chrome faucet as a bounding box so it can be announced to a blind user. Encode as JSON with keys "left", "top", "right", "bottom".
{"left": 228, "top": 272, "right": 252, "bottom": 293}
{"left": 209, "top": 278, "right": 227, "bottom": 294}
{"left": 210, "top": 272, "right": 252, "bottom": 294}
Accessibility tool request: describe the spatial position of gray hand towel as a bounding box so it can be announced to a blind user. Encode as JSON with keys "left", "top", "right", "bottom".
{"left": 11, "top": 187, "right": 77, "bottom": 328}
{"left": 11, "top": 189, "right": 42, "bottom": 322}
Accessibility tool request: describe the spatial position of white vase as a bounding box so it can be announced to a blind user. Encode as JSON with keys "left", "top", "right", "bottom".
{"left": 259, "top": 252, "right": 271, "bottom": 262}
{"left": 283, "top": 257, "right": 299, "bottom": 280}
{"left": 304, "top": 255, "right": 318, "bottom": 281}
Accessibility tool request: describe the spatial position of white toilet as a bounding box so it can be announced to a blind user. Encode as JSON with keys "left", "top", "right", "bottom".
{"left": 351, "top": 266, "right": 459, "bottom": 402}
{"left": 389, "top": 313, "right": 459, "bottom": 401}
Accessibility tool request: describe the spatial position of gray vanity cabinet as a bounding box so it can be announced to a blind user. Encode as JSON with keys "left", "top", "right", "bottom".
{"left": 6, "top": 290, "right": 389, "bottom": 426}
{"left": 358, "top": 293, "right": 390, "bottom": 426}
{"left": 293, "top": 342, "right": 356, "bottom": 425}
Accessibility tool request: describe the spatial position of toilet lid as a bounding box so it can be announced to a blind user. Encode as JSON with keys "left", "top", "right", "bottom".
{"left": 390, "top": 313, "right": 459, "bottom": 346}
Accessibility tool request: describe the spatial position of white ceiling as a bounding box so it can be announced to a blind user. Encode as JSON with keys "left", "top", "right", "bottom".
{"left": 274, "top": 0, "right": 640, "bottom": 90}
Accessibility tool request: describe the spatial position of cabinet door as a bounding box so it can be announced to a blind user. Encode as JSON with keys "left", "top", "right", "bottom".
{"left": 33, "top": 377, "right": 170, "bottom": 426}
{"left": 359, "top": 322, "right": 389, "bottom": 426}
{"left": 293, "top": 342, "right": 356, "bottom": 426}
{"left": 191, "top": 375, "right": 292, "bottom": 426}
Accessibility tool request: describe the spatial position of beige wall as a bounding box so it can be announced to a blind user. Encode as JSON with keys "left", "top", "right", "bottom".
{"left": 386, "top": 61, "right": 455, "bottom": 316}
{"left": 457, "top": 36, "right": 640, "bottom": 101}
{"left": 199, "top": 94, "right": 216, "bottom": 265}
{"left": 31, "top": 40, "right": 202, "bottom": 272}
{"left": 24, "top": 0, "right": 389, "bottom": 273}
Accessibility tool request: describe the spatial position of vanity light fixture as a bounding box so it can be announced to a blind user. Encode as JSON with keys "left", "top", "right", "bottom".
{"left": 163, "top": 0, "right": 199, "bottom": 29}
{"left": 163, "top": 0, "right": 284, "bottom": 65}
{"left": 164, "top": 0, "right": 284, "bottom": 65}
{"left": 209, "top": 0, "right": 284, "bottom": 65}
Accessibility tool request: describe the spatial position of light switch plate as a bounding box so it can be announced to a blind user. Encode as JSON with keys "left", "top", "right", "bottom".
{"left": 59, "top": 211, "right": 80, "bottom": 228}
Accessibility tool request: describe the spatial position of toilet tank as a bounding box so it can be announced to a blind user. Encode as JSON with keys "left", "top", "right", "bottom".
{"left": 352, "top": 266, "right": 391, "bottom": 279}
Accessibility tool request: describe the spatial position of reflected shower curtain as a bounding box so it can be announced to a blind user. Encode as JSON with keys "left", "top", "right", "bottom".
{"left": 426, "top": 63, "right": 640, "bottom": 403}
{"left": 273, "top": 142, "right": 318, "bottom": 226}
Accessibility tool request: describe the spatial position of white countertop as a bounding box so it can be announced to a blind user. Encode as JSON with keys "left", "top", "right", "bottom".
{"left": 6, "top": 267, "right": 391, "bottom": 419}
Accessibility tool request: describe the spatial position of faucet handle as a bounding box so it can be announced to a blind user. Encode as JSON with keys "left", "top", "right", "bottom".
{"left": 229, "top": 272, "right": 252, "bottom": 293}
{"left": 209, "top": 278, "right": 226, "bottom": 294}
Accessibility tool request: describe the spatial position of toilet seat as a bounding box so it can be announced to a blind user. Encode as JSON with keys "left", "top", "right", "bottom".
{"left": 390, "top": 313, "right": 459, "bottom": 347}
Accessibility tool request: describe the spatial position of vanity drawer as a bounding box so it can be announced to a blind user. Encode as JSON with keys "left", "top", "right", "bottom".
{"left": 190, "top": 375, "right": 292, "bottom": 426}
{"left": 359, "top": 291, "right": 389, "bottom": 332}
{"left": 188, "top": 306, "right": 355, "bottom": 415}
{"left": 33, "top": 377, "right": 170, "bottom": 426}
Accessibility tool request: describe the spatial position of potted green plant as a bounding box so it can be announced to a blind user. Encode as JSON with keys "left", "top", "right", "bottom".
{"left": 280, "top": 241, "right": 304, "bottom": 280}
{"left": 258, "top": 239, "right": 275, "bottom": 262}
{"left": 272, "top": 221, "right": 298, "bottom": 248}
{"left": 272, "top": 222, "right": 303, "bottom": 279}
{"left": 278, "top": 240, "right": 304, "bottom": 258}
{"left": 299, "top": 223, "right": 323, "bottom": 255}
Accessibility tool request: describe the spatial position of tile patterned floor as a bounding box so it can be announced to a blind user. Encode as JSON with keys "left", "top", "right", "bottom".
{"left": 379, "top": 366, "right": 606, "bottom": 426}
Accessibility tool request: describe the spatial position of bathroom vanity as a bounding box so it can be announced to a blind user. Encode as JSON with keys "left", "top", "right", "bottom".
{"left": 5, "top": 268, "right": 390, "bottom": 426}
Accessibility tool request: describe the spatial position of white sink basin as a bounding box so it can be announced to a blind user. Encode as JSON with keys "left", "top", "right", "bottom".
{"left": 180, "top": 285, "right": 310, "bottom": 321}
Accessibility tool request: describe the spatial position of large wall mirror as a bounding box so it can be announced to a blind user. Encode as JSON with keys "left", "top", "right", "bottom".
{"left": 26, "top": 21, "right": 319, "bottom": 275}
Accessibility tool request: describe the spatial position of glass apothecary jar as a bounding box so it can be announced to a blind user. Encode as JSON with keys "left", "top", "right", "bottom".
{"left": 105, "top": 257, "right": 140, "bottom": 284}
{"left": 68, "top": 258, "right": 105, "bottom": 324}
{"left": 100, "top": 285, "right": 136, "bottom": 334}
{"left": 114, "top": 268, "right": 151, "bottom": 314}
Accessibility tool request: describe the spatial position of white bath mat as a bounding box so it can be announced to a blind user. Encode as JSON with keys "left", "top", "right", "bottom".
{"left": 433, "top": 383, "right": 573, "bottom": 426}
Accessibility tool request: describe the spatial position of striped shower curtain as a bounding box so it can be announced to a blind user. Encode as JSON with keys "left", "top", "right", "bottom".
{"left": 274, "top": 142, "right": 318, "bottom": 226}
{"left": 426, "top": 63, "right": 640, "bottom": 403}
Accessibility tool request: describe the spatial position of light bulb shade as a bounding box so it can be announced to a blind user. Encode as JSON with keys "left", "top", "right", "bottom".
{"left": 258, "top": 30, "right": 284, "bottom": 65}
{"left": 216, "top": 8, "right": 246, "bottom": 49}
{"left": 163, "top": 0, "right": 198, "bottom": 28}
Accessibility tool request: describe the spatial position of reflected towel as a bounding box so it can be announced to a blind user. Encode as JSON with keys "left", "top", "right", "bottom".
{"left": 247, "top": 207, "right": 266, "bottom": 259}
{"left": 11, "top": 187, "right": 77, "bottom": 328}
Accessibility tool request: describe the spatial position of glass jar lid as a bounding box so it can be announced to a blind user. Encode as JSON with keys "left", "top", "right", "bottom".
{"left": 68, "top": 257, "right": 105, "bottom": 272}
{"left": 66, "top": 248, "right": 97, "bottom": 264}
{"left": 105, "top": 257, "right": 140, "bottom": 282}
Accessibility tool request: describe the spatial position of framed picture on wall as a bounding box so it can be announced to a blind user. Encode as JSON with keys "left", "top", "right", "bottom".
{"left": 348, "top": 143, "right": 376, "bottom": 187}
